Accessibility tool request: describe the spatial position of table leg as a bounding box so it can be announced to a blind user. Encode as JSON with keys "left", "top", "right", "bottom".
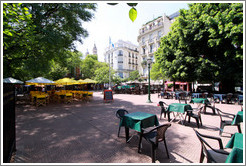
{"left": 138, "top": 131, "right": 143, "bottom": 153}
{"left": 167, "top": 112, "right": 171, "bottom": 122}
{"left": 125, "top": 127, "right": 129, "bottom": 143}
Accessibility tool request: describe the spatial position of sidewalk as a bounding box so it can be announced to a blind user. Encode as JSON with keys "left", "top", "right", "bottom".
{"left": 14, "top": 92, "right": 243, "bottom": 163}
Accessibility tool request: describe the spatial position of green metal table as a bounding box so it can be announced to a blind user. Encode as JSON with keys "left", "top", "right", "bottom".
{"left": 121, "top": 112, "right": 159, "bottom": 153}
{"left": 225, "top": 133, "right": 243, "bottom": 149}
{"left": 167, "top": 103, "right": 193, "bottom": 124}
{"left": 232, "top": 111, "right": 243, "bottom": 125}
{"left": 225, "top": 133, "right": 243, "bottom": 163}
{"left": 225, "top": 147, "right": 243, "bottom": 163}
{"left": 190, "top": 98, "right": 212, "bottom": 114}
{"left": 190, "top": 98, "right": 210, "bottom": 104}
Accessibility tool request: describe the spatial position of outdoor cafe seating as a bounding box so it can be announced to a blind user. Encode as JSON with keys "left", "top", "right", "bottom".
{"left": 142, "top": 123, "right": 172, "bottom": 163}
{"left": 116, "top": 109, "right": 129, "bottom": 137}
{"left": 158, "top": 101, "right": 169, "bottom": 120}
{"left": 194, "top": 129, "right": 243, "bottom": 163}
{"left": 215, "top": 108, "right": 242, "bottom": 136}
{"left": 120, "top": 112, "right": 159, "bottom": 153}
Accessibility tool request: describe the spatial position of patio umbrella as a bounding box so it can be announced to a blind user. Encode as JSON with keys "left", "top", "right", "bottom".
{"left": 76, "top": 79, "right": 88, "bottom": 84}
{"left": 3, "top": 77, "right": 23, "bottom": 84}
{"left": 83, "top": 78, "right": 97, "bottom": 84}
{"left": 26, "top": 77, "right": 55, "bottom": 85}
{"left": 55, "top": 77, "right": 78, "bottom": 85}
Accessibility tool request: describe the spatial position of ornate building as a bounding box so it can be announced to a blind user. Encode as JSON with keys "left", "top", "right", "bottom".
{"left": 92, "top": 43, "right": 97, "bottom": 55}
{"left": 104, "top": 40, "right": 139, "bottom": 79}
{"left": 137, "top": 11, "right": 179, "bottom": 78}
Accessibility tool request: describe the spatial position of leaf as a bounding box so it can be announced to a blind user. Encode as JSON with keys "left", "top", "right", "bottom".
{"left": 129, "top": 7, "right": 137, "bottom": 22}
{"left": 107, "top": 3, "right": 118, "bottom": 6}
{"left": 127, "top": 3, "right": 138, "bottom": 7}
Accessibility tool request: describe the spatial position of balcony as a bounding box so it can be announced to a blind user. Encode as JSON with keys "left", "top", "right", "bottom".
{"left": 128, "top": 62, "right": 131, "bottom": 64}
{"left": 118, "top": 61, "right": 123, "bottom": 63}
{"left": 157, "top": 36, "right": 162, "bottom": 41}
{"left": 148, "top": 39, "right": 154, "bottom": 44}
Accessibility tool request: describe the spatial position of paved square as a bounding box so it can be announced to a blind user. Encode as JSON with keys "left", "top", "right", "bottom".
{"left": 14, "top": 92, "right": 243, "bottom": 163}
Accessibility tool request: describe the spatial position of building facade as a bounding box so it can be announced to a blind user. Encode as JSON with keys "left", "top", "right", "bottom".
{"left": 92, "top": 43, "right": 97, "bottom": 55}
{"left": 137, "top": 11, "right": 179, "bottom": 78}
{"left": 104, "top": 40, "right": 139, "bottom": 79}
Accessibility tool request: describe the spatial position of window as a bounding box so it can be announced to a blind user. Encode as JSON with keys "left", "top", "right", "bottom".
{"left": 142, "top": 37, "right": 145, "bottom": 44}
{"left": 150, "top": 44, "right": 153, "bottom": 53}
{"left": 132, "top": 53, "right": 134, "bottom": 58}
{"left": 143, "top": 47, "right": 146, "bottom": 55}
{"left": 119, "top": 50, "right": 123, "bottom": 55}
{"left": 149, "top": 33, "right": 153, "bottom": 42}
{"left": 129, "top": 52, "right": 131, "bottom": 57}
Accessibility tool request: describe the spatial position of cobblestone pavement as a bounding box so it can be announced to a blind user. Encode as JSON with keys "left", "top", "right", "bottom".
{"left": 14, "top": 91, "right": 243, "bottom": 163}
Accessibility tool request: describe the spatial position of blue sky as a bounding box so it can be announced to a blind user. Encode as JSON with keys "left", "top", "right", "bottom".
{"left": 75, "top": 2, "right": 189, "bottom": 62}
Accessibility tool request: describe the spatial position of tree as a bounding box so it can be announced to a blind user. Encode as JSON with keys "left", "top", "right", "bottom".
{"left": 3, "top": 3, "right": 36, "bottom": 79}
{"left": 155, "top": 3, "right": 243, "bottom": 92}
{"left": 81, "top": 54, "right": 99, "bottom": 79}
{"left": 128, "top": 70, "right": 141, "bottom": 81}
{"left": 94, "top": 64, "right": 115, "bottom": 84}
{"left": 150, "top": 63, "right": 166, "bottom": 81}
{"left": 3, "top": 3, "right": 96, "bottom": 80}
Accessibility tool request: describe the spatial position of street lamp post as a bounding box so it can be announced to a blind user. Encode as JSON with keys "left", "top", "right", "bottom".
{"left": 146, "top": 57, "right": 152, "bottom": 103}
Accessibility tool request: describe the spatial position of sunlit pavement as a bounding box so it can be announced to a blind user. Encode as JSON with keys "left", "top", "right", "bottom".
{"left": 14, "top": 91, "right": 243, "bottom": 163}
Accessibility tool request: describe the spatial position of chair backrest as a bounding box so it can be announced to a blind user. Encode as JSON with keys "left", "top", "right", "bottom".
{"left": 179, "top": 93, "right": 187, "bottom": 104}
{"left": 156, "top": 123, "right": 171, "bottom": 142}
{"left": 116, "top": 109, "right": 129, "bottom": 119}
{"left": 214, "top": 108, "right": 235, "bottom": 122}
{"left": 193, "top": 129, "right": 219, "bottom": 163}
{"left": 159, "top": 101, "right": 168, "bottom": 107}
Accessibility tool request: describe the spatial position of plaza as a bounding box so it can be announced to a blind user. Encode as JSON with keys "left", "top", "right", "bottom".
{"left": 13, "top": 92, "right": 242, "bottom": 163}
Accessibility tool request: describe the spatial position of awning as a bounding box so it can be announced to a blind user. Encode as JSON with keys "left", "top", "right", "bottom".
{"left": 26, "top": 77, "right": 55, "bottom": 85}
{"left": 3, "top": 77, "right": 23, "bottom": 84}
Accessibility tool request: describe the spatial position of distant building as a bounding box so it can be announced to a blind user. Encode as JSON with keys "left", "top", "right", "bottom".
{"left": 92, "top": 43, "right": 97, "bottom": 55}
{"left": 137, "top": 11, "right": 179, "bottom": 78}
{"left": 85, "top": 49, "right": 89, "bottom": 57}
{"left": 104, "top": 40, "right": 139, "bottom": 79}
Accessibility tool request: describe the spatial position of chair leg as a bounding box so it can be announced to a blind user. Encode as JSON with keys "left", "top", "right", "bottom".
{"left": 163, "top": 138, "right": 169, "bottom": 159}
{"left": 219, "top": 122, "right": 225, "bottom": 136}
{"left": 118, "top": 126, "right": 121, "bottom": 137}
{"left": 199, "top": 115, "right": 202, "bottom": 126}
{"left": 195, "top": 117, "right": 199, "bottom": 128}
{"left": 188, "top": 116, "right": 191, "bottom": 123}
{"left": 237, "top": 124, "right": 242, "bottom": 133}
{"left": 151, "top": 144, "right": 156, "bottom": 163}
{"left": 200, "top": 148, "right": 205, "bottom": 163}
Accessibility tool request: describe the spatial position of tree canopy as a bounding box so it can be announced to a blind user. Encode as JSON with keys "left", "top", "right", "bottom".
{"left": 3, "top": 3, "right": 96, "bottom": 80}
{"left": 155, "top": 3, "right": 243, "bottom": 92}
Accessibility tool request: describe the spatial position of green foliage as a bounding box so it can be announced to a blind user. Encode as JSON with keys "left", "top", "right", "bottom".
{"left": 46, "top": 60, "right": 68, "bottom": 80}
{"left": 107, "top": 3, "right": 138, "bottom": 22}
{"left": 81, "top": 54, "right": 100, "bottom": 79}
{"left": 112, "top": 75, "right": 124, "bottom": 85}
{"left": 94, "top": 64, "right": 115, "bottom": 84}
{"left": 129, "top": 7, "right": 137, "bottom": 22}
{"left": 141, "top": 60, "right": 147, "bottom": 66}
{"left": 150, "top": 63, "right": 167, "bottom": 81}
{"left": 167, "top": 83, "right": 173, "bottom": 88}
{"left": 128, "top": 70, "right": 141, "bottom": 81}
{"left": 3, "top": 3, "right": 96, "bottom": 80}
{"left": 155, "top": 3, "right": 243, "bottom": 92}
